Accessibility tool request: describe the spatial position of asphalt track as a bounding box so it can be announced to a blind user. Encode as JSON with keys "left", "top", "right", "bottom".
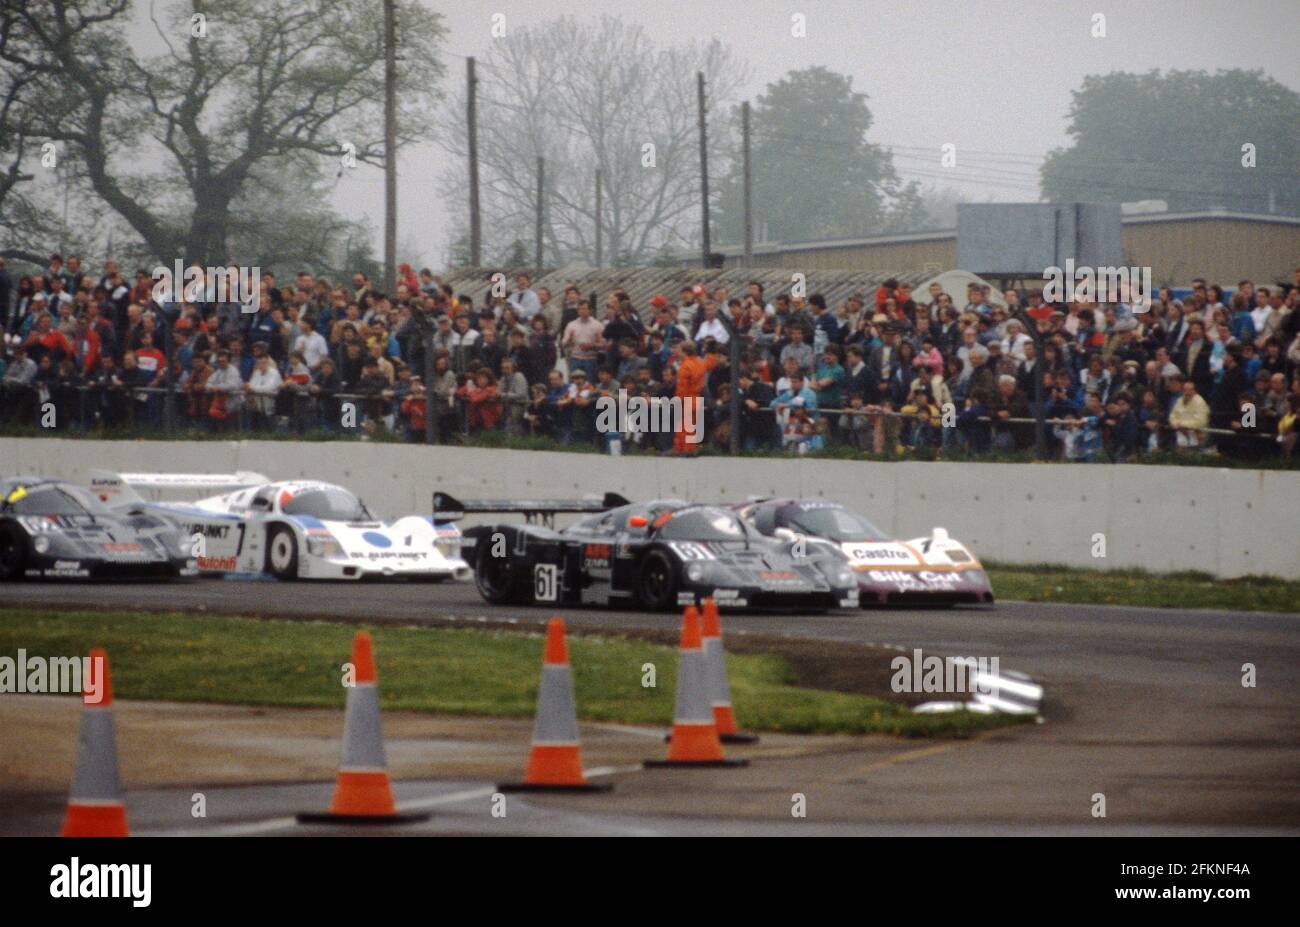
{"left": 4, "top": 579, "right": 1298, "bottom": 835}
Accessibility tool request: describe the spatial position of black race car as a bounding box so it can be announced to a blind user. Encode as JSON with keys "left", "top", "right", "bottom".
{"left": 436, "top": 492, "right": 860, "bottom": 611}
{"left": 0, "top": 478, "right": 192, "bottom": 580}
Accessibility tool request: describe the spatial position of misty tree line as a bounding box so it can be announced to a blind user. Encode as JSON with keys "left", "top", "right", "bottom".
{"left": 2, "top": 2, "right": 1296, "bottom": 277}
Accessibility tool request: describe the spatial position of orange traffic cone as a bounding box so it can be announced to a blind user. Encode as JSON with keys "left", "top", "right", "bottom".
{"left": 62, "top": 648, "right": 128, "bottom": 837}
{"left": 298, "top": 632, "right": 429, "bottom": 824}
{"left": 701, "top": 598, "right": 759, "bottom": 744}
{"left": 646, "top": 606, "right": 748, "bottom": 768}
{"left": 499, "top": 618, "right": 612, "bottom": 792}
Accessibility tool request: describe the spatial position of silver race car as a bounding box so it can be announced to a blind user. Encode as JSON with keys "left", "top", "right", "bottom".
{"left": 0, "top": 477, "right": 190, "bottom": 580}
{"left": 93, "top": 471, "right": 471, "bottom": 582}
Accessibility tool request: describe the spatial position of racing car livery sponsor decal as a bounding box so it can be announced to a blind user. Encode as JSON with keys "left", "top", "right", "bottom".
{"left": 844, "top": 542, "right": 918, "bottom": 565}
{"left": 868, "top": 569, "right": 972, "bottom": 592}
{"left": 28, "top": 560, "right": 91, "bottom": 578}
{"left": 349, "top": 550, "right": 430, "bottom": 561}
{"left": 583, "top": 543, "right": 612, "bottom": 570}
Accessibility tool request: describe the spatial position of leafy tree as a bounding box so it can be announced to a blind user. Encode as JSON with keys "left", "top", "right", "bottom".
{"left": 1041, "top": 69, "right": 1300, "bottom": 215}
{"left": 714, "top": 67, "right": 923, "bottom": 245}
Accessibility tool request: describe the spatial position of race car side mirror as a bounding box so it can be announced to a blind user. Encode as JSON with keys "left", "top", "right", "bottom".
{"left": 932, "top": 527, "right": 950, "bottom": 541}
{"left": 627, "top": 515, "right": 648, "bottom": 529}
{"left": 773, "top": 527, "right": 798, "bottom": 541}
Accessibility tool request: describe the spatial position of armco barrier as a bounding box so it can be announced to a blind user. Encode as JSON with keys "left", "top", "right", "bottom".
{"left": 1, "top": 438, "right": 1296, "bottom": 579}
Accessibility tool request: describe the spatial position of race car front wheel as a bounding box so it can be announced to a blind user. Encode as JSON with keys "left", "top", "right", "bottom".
{"left": 266, "top": 526, "right": 299, "bottom": 580}
{"left": 0, "top": 528, "right": 27, "bottom": 581}
{"left": 475, "top": 544, "right": 523, "bottom": 604}
{"left": 637, "top": 549, "right": 679, "bottom": 611}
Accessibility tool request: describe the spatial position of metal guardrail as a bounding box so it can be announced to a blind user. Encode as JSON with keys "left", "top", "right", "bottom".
{"left": 0, "top": 382, "right": 1283, "bottom": 455}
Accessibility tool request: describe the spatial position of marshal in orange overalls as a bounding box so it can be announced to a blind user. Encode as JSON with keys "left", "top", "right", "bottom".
{"left": 673, "top": 352, "right": 718, "bottom": 454}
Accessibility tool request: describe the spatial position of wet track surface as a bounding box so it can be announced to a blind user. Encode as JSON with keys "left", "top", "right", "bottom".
{"left": 4, "top": 579, "right": 1298, "bottom": 833}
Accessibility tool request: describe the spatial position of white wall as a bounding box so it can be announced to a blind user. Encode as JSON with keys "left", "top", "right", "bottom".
{"left": 3, "top": 438, "right": 1296, "bottom": 578}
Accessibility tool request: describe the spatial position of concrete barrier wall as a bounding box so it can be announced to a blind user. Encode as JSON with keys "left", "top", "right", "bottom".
{"left": 2, "top": 438, "right": 1296, "bottom": 578}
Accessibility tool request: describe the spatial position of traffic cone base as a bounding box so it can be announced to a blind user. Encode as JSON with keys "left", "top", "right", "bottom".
{"left": 499, "top": 744, "right": 613, "bottom": 791}
{"left": 297, "top": 772, "right": 431, "bottom": 824}
{"left": 296, "top": 810, "right": 431, "bottom": 825}
{"left": 330, "top": 770, "right": 396, "bottom": 816}
{"left": 499, "top": 780, "right": 615, "bottom": 793}
{"left": 647, "top": 721, "right": 749, "bottom": 767}
{"left": 713, "top": 706, "right": 760, "bottom": 744}
{"left": 61, "top": 802, "right": 128, "bottom": 837}
{"left": 498, "top": 618, "right": 615, "bottom": 793}
{"left": 526, "top": 744, "right": 584, "bottom": 784}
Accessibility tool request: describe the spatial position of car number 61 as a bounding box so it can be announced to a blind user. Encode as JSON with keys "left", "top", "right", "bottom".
{"left": 534, "top": 564, "right": 559, "bottom": 601}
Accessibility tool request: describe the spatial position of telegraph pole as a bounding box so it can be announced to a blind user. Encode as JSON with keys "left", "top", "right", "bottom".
{"left": 697, "top": 71, "right": 711, "bottom": 268}
{"left": 594, "top": 169, "right": 603, "bottom": 268}
{"left": 467, "top": 57, "right": 482, "bottom": 267}
{"left": 382, "top": 0, "right": 397, "bottom": 295}
{"left": 535, "top": 157, "right": 544, "bottom": 268}
{"left": 742, "top": 100, "right": 753, "bottom": 267}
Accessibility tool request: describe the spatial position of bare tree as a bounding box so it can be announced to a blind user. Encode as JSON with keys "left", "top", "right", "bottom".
{"left": 0, "top": 0, "right": 446, "bottom": 265}
{"left": 0, "top": 9, "right": 48, "bottom": 262}
{"left": 437, "top": 16, "right": 747, "bottom": 267}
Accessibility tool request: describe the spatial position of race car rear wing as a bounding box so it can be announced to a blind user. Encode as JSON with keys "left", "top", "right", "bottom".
{"left": 433, "top": 491, "right": 630, "bottom": 526}
{"left": 89, "top": 469, "right": 270, "bottom": 505}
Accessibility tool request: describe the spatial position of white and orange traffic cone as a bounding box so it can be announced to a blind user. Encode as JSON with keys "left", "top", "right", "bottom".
{"left": 645, "top": 606, "right": 748, "bottom": 769}
{"left": 62, "top": 648, "right": 128, "bottom": 837}
{"left": 499, "top": 618, "right": 612, "bottom": 792}
{"left": 701, "top": 598, "right": 759, "bottom": 744}
{"left": 298, "top": 631, "right": 429, "bottom": 824}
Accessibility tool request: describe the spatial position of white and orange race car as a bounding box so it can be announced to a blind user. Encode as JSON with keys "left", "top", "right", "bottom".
{"left": 734, "top": 498, "right": 993, "bottom": 606}
{"left": 89, "top": 470, "right": 471, "bottom": 582}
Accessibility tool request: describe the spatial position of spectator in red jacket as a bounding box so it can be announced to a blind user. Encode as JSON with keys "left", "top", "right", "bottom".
{"left": 460, "top": 367, "right": 502, "bottom": 432}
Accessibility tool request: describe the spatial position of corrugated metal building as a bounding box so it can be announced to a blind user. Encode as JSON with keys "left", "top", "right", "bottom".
{"left": 704, "top": 210, "right": 1299, "bottom": 286}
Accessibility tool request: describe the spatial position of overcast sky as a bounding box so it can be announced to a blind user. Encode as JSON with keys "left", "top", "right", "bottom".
{"left": 153, "top": 0, "right": 1300, "bottom": 268}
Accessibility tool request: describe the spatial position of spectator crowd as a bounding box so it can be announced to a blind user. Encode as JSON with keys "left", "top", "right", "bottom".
{"left": 1, "top": 253, "right": 1298, "bottom": 463}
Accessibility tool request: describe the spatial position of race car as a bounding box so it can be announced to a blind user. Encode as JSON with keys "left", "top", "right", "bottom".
{"left": 0, "top": 477, "right": 191, "bottom": 580}
{"left": 92, "top": 471, "right": 472, "bottom": 582}
{"left": 734, "top": 498, "right": 994, "bottom": 606}
{"left": 438, "top": 491, "right": 860, "bottom": 611}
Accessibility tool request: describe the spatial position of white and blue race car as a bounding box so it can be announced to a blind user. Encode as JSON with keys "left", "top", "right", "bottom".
{"left": 91, "top": 471, "right": 471, "bottom": 582}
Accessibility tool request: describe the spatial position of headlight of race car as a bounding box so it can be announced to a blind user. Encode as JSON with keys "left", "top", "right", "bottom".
{"left": 685, "top": 562, "right": 729, "bottom": 584}
{"left": 306, "top": 536, "right": 344, "bottom": 557}
{"left": 816, "top": 562, "right": 855, "bottom": 587}
{"left": 434, "top": 538, "right": 461, "bottom": 558}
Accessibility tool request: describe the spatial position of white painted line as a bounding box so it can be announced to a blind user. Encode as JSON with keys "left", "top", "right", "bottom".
{"left": 596, "top": 724, "right": 669, "bottom": 739}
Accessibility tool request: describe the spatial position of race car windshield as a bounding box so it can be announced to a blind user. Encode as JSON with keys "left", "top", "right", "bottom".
{"left": 281, "top": 488, "right": 372, "bottom": 522}
{"left": 656, "top": 508, "right": 749, "bottom": 543}
{"left": 788, "top": 506, "right": 888, "bottom": 542}
{"left": 4, "top": 485, "right": 105, "bottom": 516}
